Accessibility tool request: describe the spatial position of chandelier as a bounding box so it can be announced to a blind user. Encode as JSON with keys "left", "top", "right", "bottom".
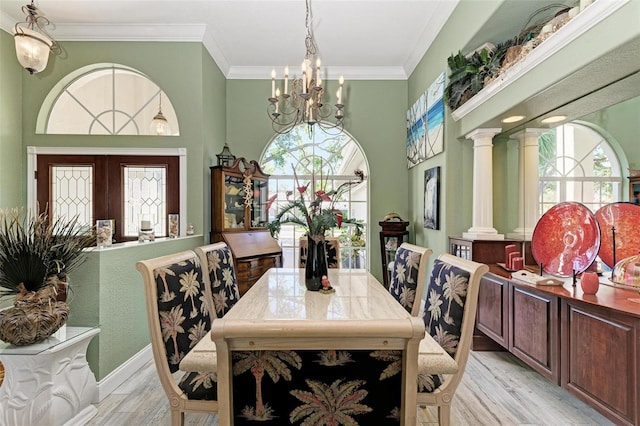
{"left": 267, "top": 0, "right": 345, "bottom": 135}
{"left": 13, "top": 0, "right": 60, "bottom": 74}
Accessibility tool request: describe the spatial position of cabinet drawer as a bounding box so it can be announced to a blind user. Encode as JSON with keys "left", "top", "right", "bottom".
{"left": 237, "top": 256, "right": 277, "bottom": 272}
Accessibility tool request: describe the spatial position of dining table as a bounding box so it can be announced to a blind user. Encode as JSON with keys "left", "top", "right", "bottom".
{"left": 180, "top": 267, "right": 456, "bottom": 426}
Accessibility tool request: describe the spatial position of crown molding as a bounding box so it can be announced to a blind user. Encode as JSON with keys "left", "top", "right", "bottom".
{"left": 0, "top": 13, "right": 410, "bottom": 80}
{"left": 227, "top": 65, "right": 407, "bottom": 80}
{"left": 403, "top": 0, "right": 459, "bottom": 76}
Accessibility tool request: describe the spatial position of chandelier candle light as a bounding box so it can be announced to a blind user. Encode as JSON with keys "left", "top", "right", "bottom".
{"left": 267, "top": 0, "right": 345, "bottom": 135}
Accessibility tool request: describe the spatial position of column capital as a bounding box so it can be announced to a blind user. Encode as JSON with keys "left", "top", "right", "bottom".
{"left": 465, "top": 128, "right": 502, "bottom": 141}
{"left": 509, "top": 128, "right": 548, "bottom": 142}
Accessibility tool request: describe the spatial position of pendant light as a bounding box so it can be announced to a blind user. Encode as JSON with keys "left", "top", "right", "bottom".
{"left": 150, "top": 92, "right": 171, "bottom": 136}
{"left": 13, "top": 0, "right": 60, "bottom": 74}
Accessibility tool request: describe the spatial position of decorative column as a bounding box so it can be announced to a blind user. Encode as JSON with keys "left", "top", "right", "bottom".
{"left": 463, "top": 128, "right": 504, "bottom": 240}
{"left": 507, "top": 128, "right": 546, "bottom": 240}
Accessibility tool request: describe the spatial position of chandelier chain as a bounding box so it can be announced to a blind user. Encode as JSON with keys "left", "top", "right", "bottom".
{"left": 267, "top": 0, "right": 345, "bottom": 135}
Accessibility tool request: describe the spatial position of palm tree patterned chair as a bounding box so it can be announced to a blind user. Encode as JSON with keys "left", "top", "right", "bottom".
{"left": 176, "top": 243, "right": 242, "bottom": 375}
{"left": 136, "top": 250, "right": 218, "bottom": 426}
{"left": 389, "top": 243, "right": 432, "bottom": 316}
{"left": 195, "top": 242, "right": 241, "bottom": 318}
{"left": 416, "top": 253, "right": 489, "bottom": 426}
{"left": 299, "top": 236, "right": 341, "bottom": 268}
{"left": 229, "top": 348, "right": 407, "bottom": 425}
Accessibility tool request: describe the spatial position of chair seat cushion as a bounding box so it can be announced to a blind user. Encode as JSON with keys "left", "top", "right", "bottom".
{"left": 178, "top": 371, "right": 218, "bottom": 400}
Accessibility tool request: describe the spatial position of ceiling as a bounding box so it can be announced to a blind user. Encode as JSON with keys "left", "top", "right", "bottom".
{"left": 0, "top": 0, "right": 462, "bottom": 80}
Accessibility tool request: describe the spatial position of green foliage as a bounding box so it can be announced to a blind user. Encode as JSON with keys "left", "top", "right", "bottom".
{"left": 444, "top": 39, "right": 515, "bottom": 111}
{"left": 267, "top": 170, "right": 364, "bottom": 238}
{"left": 0, "top": 209, "right": 95, "bottom": 298}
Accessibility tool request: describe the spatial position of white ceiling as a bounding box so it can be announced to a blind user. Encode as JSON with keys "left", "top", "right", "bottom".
{"left": 0, "top": 0, "right": 460, "bottom": 79}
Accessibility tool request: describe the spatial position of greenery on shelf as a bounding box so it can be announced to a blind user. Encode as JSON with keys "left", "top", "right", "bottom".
{"left": 444, "top": 40, "right": 515, "bottom": 111}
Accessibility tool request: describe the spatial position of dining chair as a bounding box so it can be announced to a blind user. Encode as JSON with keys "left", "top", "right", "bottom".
{"left": 388, "top": 243, "right": 433, "bottom": 316}
{"left": 194, "top": 242, "right": 241, "bottom": 318}
{"left": 299, "top": 236, "right": 341, "bottom": 268}
{"left": 416, "top": 253, "right": 489, "bottom": 426}
{"left": 136, "top": 250, "right": 218, "bottom": 426}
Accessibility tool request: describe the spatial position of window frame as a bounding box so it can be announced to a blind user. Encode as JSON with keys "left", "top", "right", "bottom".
{"left": 537, "top": 123, "right": 623, "bottom": 215}
{"left": 28, "top": 147, "right": 187, "bottom": 239}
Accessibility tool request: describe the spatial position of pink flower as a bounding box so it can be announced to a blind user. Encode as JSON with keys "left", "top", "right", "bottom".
{"left": 297, "top": 183, "right": 309, "bottom": 194}
{"left": 335, "top": 211, "right": 343, "bottom": 228}
{"left": 315, "top": 190, "right": 332, "bottom": 202}
{"left": 265, "top": 194, "right": 277, "bottom": 211}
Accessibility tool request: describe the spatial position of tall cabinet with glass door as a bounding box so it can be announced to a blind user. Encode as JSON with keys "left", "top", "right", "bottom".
{"left": 210, "top": 159, "right": 282, "bottom": 295}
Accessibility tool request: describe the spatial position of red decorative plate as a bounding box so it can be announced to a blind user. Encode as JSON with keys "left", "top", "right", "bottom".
{"left": 532, "top": 202, "right": 600, "bottom": 277}
{"left": 595, "top": 202, "right": 640, "bottom": 268}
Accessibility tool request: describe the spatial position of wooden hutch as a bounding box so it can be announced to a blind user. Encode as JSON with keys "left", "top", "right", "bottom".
{"left": 210, "top": 159, "right": 282, "bottom": 295}
{"left": 450, "top": 236, "right": 640, "bottom": 425}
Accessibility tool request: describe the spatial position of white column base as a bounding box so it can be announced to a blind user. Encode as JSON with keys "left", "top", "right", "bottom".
{"left": 507, "top": 228, "right": 534, "bottom": 240}
{"left": 463, "top": 227, "right": 504, "bottom": 240}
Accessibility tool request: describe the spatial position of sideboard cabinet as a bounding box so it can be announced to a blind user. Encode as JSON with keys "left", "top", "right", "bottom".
{"left": 210, "top": 160, "right": 282, "bottom": 295}
{"left": 477, "top": 272, "right": 639, "bottom": 425}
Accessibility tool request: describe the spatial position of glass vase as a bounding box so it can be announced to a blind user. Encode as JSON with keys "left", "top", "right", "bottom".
{"left": 305, "top": 235, "right": 328, "bottom": 291}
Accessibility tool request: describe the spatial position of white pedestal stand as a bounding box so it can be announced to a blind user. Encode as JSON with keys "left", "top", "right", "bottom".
{"left": 0, "top": 326, "right": 100, "bottom": 426}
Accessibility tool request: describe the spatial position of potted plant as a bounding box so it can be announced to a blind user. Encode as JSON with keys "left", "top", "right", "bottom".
{"left": 0, "top": 208, "right": 95, "bottom": 345}
{"left": 267, "top": 169, "right": 364, "bottom": 290}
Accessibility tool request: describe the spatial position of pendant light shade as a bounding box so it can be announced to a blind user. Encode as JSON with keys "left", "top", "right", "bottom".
{"left": 13, "top": 1, "right": 59, "bottom": 75}
{"left": 14, "top": 27, "right": 53, "bottom": 74}
{"left": 150, "top": 92, "right": 171, "bottom": 136}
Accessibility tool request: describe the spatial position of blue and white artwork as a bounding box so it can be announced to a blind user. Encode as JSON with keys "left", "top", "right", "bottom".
{"left": 406, "top": 71, "right": 445, "bottom": 168}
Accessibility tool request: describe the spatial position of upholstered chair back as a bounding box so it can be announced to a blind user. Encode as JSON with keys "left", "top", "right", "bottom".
{"left": 388, "top": 243, "right": 432, "bottom": 316}
{"left": 136, "top": 251, "right": 218, "bottom": 424}
{"left": 195, "top": 243, "right": 240, "bottom": 318}
{"left": 416, "top": 253, "right": 489, "bottom": 426}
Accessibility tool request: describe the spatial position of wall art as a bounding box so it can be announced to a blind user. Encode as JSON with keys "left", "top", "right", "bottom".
{"left": 424, "top": 166, "right": 440, "bottom": 229}
{"left": 407, "top": 71, "right": 445, "bottom": 168}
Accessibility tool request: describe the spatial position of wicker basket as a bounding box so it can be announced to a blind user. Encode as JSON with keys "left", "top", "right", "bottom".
{"left": 0, "top": 283, "right": 69, "bottom": 346}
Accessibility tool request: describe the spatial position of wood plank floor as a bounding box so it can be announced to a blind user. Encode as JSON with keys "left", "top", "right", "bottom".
{"left": 86, "top": 350, "right": 613, "bottom": 425}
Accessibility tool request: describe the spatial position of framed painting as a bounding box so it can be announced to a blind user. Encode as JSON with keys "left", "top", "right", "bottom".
{"left": 424, "top": 166, "right": 440, "bottom": 229}
{"left": 406, "top": 71, "right": 445, "bottom": 168}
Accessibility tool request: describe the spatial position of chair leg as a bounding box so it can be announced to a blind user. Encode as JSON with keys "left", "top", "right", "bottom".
{"left": 171, "top": 409, "right": 185, "bottom": 426}
{"left": 438, "top": 404, "right": 451, "bottom": 426}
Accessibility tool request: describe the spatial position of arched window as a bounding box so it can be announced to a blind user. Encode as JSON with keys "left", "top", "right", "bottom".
{"left": 261, "top": 125, "right": 369, "bottom": 268}
{"left": 38, "top": 63, "right": 179, "bottom": 136}
{"left": 539, "top": 122, "right": 623, "bottom": 214}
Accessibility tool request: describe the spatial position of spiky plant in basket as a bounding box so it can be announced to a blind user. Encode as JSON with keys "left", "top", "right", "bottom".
{"left": 0, "top": 208, "right": 95, "bottom": 345}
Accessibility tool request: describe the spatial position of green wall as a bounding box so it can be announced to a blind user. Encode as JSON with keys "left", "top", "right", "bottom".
{"left": 406, "top": 1, "right": 503, "bottom": 258}
{"left": 0, "top": 30, "right": 24, "bottom": 209}
{"left": 69, "top": 236, "right": 204, "bottom": 381}
{"left": 1, "top": 40, "right": 227, "bottom": 380}
{"left": 226, "top": 79, "right": 408, "bottom": 280}
{"left": 407, "top": 0, "right": 640, "bottom": 255}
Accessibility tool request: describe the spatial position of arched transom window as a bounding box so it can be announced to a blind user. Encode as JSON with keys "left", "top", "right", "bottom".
{"left": 261, "top": 125, "right": 369, "bottom": 269}
{"left": 539, "top": 122, "right": 622, "bottom": 214}
{"left": 39, "top": 64, "right": 179, "bottom": 136}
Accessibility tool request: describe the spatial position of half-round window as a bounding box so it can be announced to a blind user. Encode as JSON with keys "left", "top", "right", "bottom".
{"left": 38, "top": 63, "right": 179, "bottom": 136}
{"left": 539, "top": 122, "right": 623, "bottom": 214}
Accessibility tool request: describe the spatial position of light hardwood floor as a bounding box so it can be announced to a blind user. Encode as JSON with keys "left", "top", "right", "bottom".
{"left": 86, "top": 350, "right": 613, "bottom": 425}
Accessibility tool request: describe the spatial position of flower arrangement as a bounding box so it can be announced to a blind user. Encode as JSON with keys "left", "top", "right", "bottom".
{"left": 266, "top": 169, "right": 365, "bottom": 238}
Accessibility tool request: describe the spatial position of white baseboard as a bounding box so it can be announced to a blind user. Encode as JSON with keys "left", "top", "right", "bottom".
{"left": 95, "top": 344, "right": 152, "bottom": 402}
